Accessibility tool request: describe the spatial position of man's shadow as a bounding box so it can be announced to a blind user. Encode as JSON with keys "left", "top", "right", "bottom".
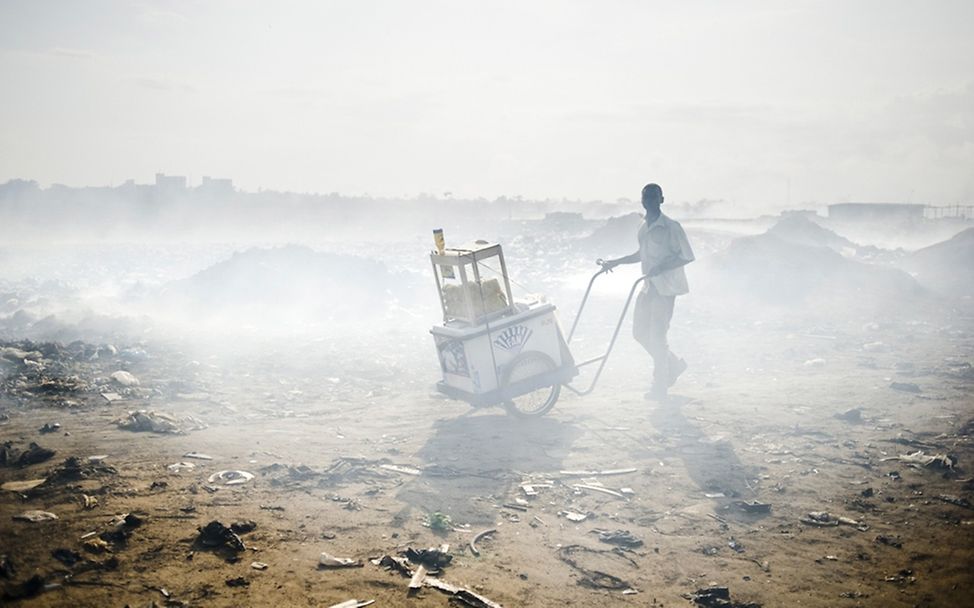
{"left": 649, "top": 395, "right": 765, "bottom": 521}
{"left": 394, "top": 412, "right": 581, "bottom": 526}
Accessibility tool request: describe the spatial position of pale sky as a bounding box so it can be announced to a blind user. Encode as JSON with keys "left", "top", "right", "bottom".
{"left": 1, "top": 0, "right": 972, "bottom": 211}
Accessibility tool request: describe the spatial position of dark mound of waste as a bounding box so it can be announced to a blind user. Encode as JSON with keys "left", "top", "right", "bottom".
{"left": 901, "top": 227, "right": 974, "bottom": 298}
{"left": 714, "top": 233, "right": 923, "bottom": 306}
{"left": 161, "top": 245, "right": 421, "bottom": 323}
{"left": 766, "top": 215, "right": 857, "bottom": 251}
{"left": 582, "top": 213, "right": 644, "bottom": 255}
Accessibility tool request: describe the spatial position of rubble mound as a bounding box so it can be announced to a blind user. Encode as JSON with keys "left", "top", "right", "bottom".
{"left": 161, "top": 245, "right": 419, "bottom": 324}
{"left": 901, "top": 227, "right": 974, "bottom": 298}
{"left": 713, "top": 233, "right": 923, "bottom": 307}
{"left": 766, "top": 215, "right": 857, "bottom": 251}
{"left": 582, "top": 213, "right": 643, "bottom": 255}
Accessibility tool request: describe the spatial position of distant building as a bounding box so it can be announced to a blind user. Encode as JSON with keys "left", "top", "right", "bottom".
{"left": 155, "top": 173, "right": 187, "bottom": 189}
{"left": 828, "top": 203, "right": 925, "bottom": 223}
{"left": 199, "top": 176, "right": 234, "bottom": 195}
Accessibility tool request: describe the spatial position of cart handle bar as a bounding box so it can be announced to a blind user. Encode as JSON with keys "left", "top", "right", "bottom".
{"left": 563, "top": 270, "right": 648, "bottom": 397}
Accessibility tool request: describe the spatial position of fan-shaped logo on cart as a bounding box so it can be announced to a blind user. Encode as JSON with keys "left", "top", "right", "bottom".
{"left": 494, "top": 325, "right": 532, "bottom": 353}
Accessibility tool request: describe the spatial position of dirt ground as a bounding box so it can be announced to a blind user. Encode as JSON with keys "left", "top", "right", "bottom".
{"left": 2, "top": 305, "right": 973, "bottom": 608}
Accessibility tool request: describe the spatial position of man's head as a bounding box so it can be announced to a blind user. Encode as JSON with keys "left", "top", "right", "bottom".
{"left": 641, "top": 183, "right": 663, "bottom": 213}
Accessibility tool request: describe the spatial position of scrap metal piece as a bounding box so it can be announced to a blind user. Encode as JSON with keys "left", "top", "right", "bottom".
{"left": 379, "top": 464, "right": 421, "bottom": 476}
{"left": 408, "top": 565, "right": 427, "bottom": 591}
{"left": 572, "top": 484, "right": 625, "bottom": 499}
{"left": 423, "top": 577, "right": 503, "bottom": 608}
{"left": 470, "top": 528, "right": 496, "bottom": 557}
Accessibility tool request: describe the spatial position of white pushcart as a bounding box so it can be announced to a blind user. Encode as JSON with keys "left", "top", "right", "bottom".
{"left": 429, "top": 239, "right": 651, "bottom": 417}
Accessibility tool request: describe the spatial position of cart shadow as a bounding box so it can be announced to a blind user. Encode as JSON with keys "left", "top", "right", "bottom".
{"left": 649, "top": 395, "right": 766, "bottom": 521}
{"left": 394, "top": 412, "right": 582, "bottom": 526}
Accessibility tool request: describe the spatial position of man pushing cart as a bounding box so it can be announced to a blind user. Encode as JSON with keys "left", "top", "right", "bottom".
{"left": 428, "top": 182, "right": 694, "bottom": 415}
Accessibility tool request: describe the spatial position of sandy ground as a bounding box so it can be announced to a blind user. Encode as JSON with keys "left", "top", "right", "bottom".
{"left": 2, "top": 306, "right": 973, "bottom": 607}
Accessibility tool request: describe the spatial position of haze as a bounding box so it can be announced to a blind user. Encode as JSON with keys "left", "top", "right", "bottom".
{"left": 1, "top": 0, "right": 972, "bottom": 211}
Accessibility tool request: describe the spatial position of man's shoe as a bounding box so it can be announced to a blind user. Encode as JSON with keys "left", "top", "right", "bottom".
{"left": 668, "top": 358, "right": 688, "bottom": 388}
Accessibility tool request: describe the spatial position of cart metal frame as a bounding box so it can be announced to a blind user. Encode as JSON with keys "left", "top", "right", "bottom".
{"left": 562, "top": 268, "right": 650, "bottom": 397}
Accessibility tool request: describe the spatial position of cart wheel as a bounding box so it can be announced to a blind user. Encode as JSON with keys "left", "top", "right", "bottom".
{"left": 502, "top": 352, "right": 561, "bottom": 417}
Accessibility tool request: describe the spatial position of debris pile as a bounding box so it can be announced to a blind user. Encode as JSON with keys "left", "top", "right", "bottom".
{"left": 113, "top": 409, "right": 205, "bottom": 434}
{"left": 901, "top": 227, "right": 974, "bottom": 297}
{"left": 1, "top": 339, "right": 156, "bottom": 405}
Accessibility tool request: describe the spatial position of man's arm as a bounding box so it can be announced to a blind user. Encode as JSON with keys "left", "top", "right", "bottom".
{"left": 599, "top": 251, "right": 640, "bottom": 272}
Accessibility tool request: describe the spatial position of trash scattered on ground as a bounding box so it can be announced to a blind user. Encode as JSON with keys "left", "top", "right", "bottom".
{"left": 372, "top": 554, "right": 414, "bottom": 576}
{"left": 736, "top": 501, "right": 772, "bottom": 514}
{"left": 423, "top": 576, "right": 504, "bottom": 608}
{"left": 197, "top": 520, "right": 246, "bottom": 551}
{"left": 379, "top": 463, "right": 422, "bottom": 476}
{"left": 38, "top": 422, "right": 61, "bottom": 434}
{"left": 556, "top": 544, "right": 636, "bottom": 590}
{"left": 52, "top": 548, "right": 82, "bottom": 567}
{"left": 728, "top": 538, "right": 746, "bottom": 553}
{"left": 890, "top": 382, "right": 921, "bottom": 393}
{"left": 685, "top": 586, "right": 762, "bottom": 608}
{"left": 48, "top": 455, "right": 117, "bottom": 482}
{"left": 327, "top": 600, "right": 375, "bottom": 608}
{"left": 251, "top": 561, "right": 268, "bottom": 570}
{"left": 230, "top": 520, "right": 257, "bottom": 533}
{"left": 114, "top": 410, "right": 182, "bottom": 434}
{"left": 404, "top": 546, "right": 453, "bottom": 569}
{"left": 1, "top": 478, "right": 46, "bottom": 492}
{"left": 1, "top": 441, "right": 56, "bottom": 467}
{"left": 318, "top": 551, "right": 363, "bottom": 568}
{"left": 83, "top": 538, "right": 110, "bottom": 554}
{"left": 881, "top": 451, "right": 956, "bottom": 470}
{"left": 424, "top": 511, "right": 452, "bottom": 532}
{"left": 12, "top": 510, "right": 58, "bottom": 523}
{"left": 470, "top": 528, "right": 496, "bottom": 557}
{"left": 80, "top": 494, "right": 98, "bottom": 509}
{"left": 110, "top": 370, "right": 140, "bottom": 387}
{"left": 100, "top": 392, "right": 122, "bottom": 403}
{"left": 559, "top": 510, "right": 590, "bottom": 522}
{"left": 884, "top": 568, "right": 916, "bottom": 584}
{"left": 408, "top": 564, "right": 428, "bottom": 591}
{"left": 207, "top": 470, "right": 255, "bottom": 485}
{"left": 167, "top": 462, "right": 196, "bottom": 473}
{"left": 184, "top": 451, "right": 214, "bottom": 460}
{"left": 572, "top": 484, "right": 626, "bottom": 499}
{"left": 592, "top": 529, "right": 643, "bottom": 548}
{"left": 800, "top": 511, "right": 870, "bottom": 531}
{"left": 225, "top": 576, "right": 249, "bottom": 587}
